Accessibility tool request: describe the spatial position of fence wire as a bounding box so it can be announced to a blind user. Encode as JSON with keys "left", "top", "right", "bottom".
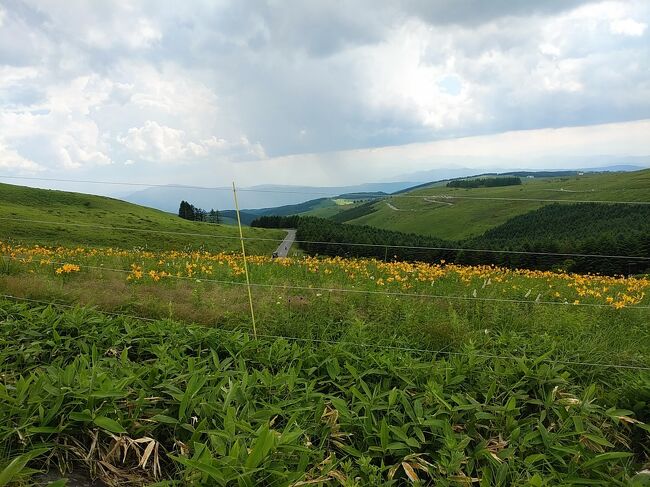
{"left": 3, "top": 253, "right": 649, "bottom": 310}
{"left": 1, "top": 293, "right": 648, "bottom": 371}
{"left": 2, "top": 216, "right": 649, "bottom": 261}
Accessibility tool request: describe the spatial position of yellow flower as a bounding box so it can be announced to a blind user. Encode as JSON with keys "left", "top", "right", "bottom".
{"left": 55, "top": 263, "right": 80, "bottom": 275}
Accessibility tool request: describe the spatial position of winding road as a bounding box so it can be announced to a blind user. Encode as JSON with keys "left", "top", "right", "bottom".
{"left": 274, "top": 229, "right": 296, "bottom": 257}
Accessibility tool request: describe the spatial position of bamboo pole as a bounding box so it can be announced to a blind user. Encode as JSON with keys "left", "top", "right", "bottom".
{"left": 232, "top": 182, "right": 257, "bottom": 338}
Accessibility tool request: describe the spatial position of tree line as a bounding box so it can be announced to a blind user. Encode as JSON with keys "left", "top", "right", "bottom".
{"left": 446, "top": 177, "right": 522, "bottom": 188}
{"left": 251, "top": 203, "right": 650, "bottom": 276}
{"left": 178, "top": 200, "right": 221, "bottom": 223}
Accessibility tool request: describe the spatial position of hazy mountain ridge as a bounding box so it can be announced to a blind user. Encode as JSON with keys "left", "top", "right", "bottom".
{"left": 122, "top": 182, "right": 417, "bottom": 213}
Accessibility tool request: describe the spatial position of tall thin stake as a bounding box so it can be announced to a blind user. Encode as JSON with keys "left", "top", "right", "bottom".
{"left": 232, "top": 182, "right": 257, "bottom": 338}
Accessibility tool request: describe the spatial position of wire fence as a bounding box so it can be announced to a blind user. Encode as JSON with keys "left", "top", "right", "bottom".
{"left": 2, "top": 216, "right": 649, "bottom": 261}
{"left": 2, "top": 253, "right": 649, "bottom": 310}
{"left": 2, "top": 293, "right": 648, "bottom": 371}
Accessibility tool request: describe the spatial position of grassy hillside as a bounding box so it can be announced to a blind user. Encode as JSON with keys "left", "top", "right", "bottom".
{"left": 344, "top": 170, "right": 650, "bottom": 240}
{"left": 218, "top": 195, "right": 381, "bottom": 224}
{"left": 0, "top": 183, "right": 284, "bottom": 254}
{"left": 220, "top": 197, "right": 337, "bottom": 225}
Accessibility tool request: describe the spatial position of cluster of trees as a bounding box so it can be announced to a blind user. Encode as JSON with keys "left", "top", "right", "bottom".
{"left": 251, "top": 203, "right": 650, "bottom": 276}
{"left": 178, "top": 200, "right": 221, "bottom": 223}
{"left": 468, "top": 203, "right": 650, "bottom": 275}
{"left": 253, "top": 215, "right": 451, "bottom": 260}
{"left": 446, "top": 177, "right": 522, "bottom": 188}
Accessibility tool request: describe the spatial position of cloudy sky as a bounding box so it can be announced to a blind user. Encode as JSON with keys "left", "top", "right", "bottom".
{"left": 0, "top": 0, "right": 649, "bottom": 189}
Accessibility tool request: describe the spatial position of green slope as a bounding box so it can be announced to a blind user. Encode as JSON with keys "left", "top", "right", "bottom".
{"left": 220, "top": 196, "right": 380, "bottom": 223}
{"left": 344, "top": 169, "right": 650, "bottom": 240}
{"left": 0, "top": 183, "right": 284, "bottom": 254}
{"left": 221, "top": 197, "right": 337, "bottom": 225}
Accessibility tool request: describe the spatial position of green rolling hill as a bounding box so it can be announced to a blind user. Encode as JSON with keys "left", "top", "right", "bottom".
{"left": 219, "top": 193, "right": 384, "bottom": 225}
{"left": 0, "top": 183, "right": 284, "bottom": 254}
{"left": 339, "top": 169, "right": 650, "bottom": 240}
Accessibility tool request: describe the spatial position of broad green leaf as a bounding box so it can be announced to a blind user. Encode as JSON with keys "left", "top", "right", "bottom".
{"left": 68, "top": 411, "right": 93, "bottom": 422}
{"left": 0, "top": 448, "right": 48, "bottom": 487}
{"left": 151, "top": 414, "right": 179, "bottom": 424}
{"left": 380, "top": 419, "right": 389, "bottom": 451}
{"left": 168, "top": 454, "right": 229, "bottom": 485}
{"left": 94, "top": 416, "right": 127, "bottom": 434}
{"left": 582, "top": 434, "right": 614, "bottom": 448}
{"left": 245, "top": 425, "right": 276, "bottom": 469}
{"left": 581, "top": 452, "right": 633, "bottom": 470}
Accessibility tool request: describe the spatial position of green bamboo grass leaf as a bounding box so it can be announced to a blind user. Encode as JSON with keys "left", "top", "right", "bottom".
{"left": 630, "top": 471, "right": 650, "bottom": 486}
{"left": 245, "top": 425, "right": 276, "bottom": 469}
{"left": 581, "top": 452, "right": 633, "bottom": 470}
{"left": 94, "top": 416, "right": 127, "bottom": 434}
{"left": 0, "top": 448, "right": 49, "bottom": 487}
{"left": 278, "top": 427, "right": 303, "bottom": 446}
{"left": 225, "top": 406, "right": 236, "bottom": 438}
{"left": 332, "top": 441, "right": 363, "bottom": 457}
{"left": 326, "top": 358, "right": 340, "bottom": 380}
{"left": 329, "top": 397, "right": 350, "bottom": 418}
{"left": 386, "top": 442, "right": 409, "bottom": 451}
{"left": 27, "top": 426, "right": 60, "bottom": 434}
{"left": 380, "top": 419, "right": 389, "bottom": 451}
{"left": 69, "top": 411, "right": 93, "bottom": 422}
{"left": 151, "top": 414, "right": 179, "bottom": 424}
{"left": 388, "top": 388, "right": 398, "bottom": 408}
{"left": 582, "top": 434, "right": 614, "bottom": 448}
{"left": 168, "top": 454, "right": 228, "bottom": 486}
{"left": 389, "top": 425, "right": 410, "bottom": 443}
{"left": 524, "top": 453, "right": 547, "bottom": 465}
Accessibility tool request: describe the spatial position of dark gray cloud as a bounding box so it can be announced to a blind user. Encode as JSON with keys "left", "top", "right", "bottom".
{"left": 401, "top": 0, "right": 598, "bottom": 26}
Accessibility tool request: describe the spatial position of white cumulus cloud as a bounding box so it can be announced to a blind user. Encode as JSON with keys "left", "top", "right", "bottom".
{"left": 0, "top": 142, "right": 44, "bottom": 172}
{"left": 117, "top": 121, "right": 266, "bottom": 163}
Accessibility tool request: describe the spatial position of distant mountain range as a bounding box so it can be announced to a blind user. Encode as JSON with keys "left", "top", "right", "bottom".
{"left": 122, "top": 182, "right": 417, "bottom": 213}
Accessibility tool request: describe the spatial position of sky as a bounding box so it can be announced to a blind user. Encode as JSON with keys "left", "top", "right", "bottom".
{"left": 0, "top": 0, "right": 649, "bottom": 189}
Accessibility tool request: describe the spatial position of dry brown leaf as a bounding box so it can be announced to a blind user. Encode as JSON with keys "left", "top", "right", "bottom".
{"left": 318, "top": 452, "right": 335, "bottom": 469}
{"left": 486, "top": 436, "right": 507, "bottom": 453}
{"left": 329, "top": 469, "right": 347, "bottom": 484}
{"left": 616, "top": 415, "right": 641, "bottom": 424}
{"left": 290, "top": 476, "right": 333, "bottom": 486}
{"left": 488, "top": 451, "right": 503, "bottom": 463}
{"left": 139, "top": 439, "right": 155, "bottom": 470}
{"left": 448, "top": 474, "right": 481, "bottom": 484}
{"left": 402, "top": 462, "right": 419, "bottom": 482}
{"left": 85, "top": 429, "right": 99, "bottom": 461}
{"left": 405, "top": 453, "right": 434, "bottom": 468}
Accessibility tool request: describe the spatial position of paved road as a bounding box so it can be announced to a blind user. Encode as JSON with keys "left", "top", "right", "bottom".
{"left": 274, "top": 229, "right": 296, "bottom": 257}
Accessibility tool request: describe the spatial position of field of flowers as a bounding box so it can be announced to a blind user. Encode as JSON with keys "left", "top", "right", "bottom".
{"left": 2, "top": 239, "right": 648, "bottom": 310}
